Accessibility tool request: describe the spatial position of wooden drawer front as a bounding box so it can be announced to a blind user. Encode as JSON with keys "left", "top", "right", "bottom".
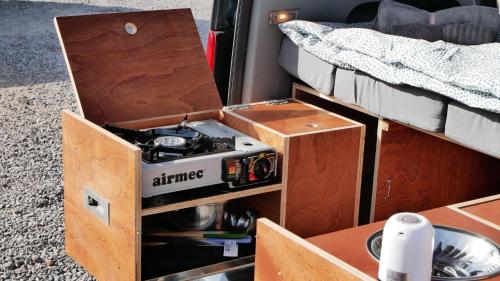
{"left": 255, "top": 219, "right": 372, "bottom": 281}
{"left": 62, "top": 111, "right": 141, "bottom": 281}
{"left": 374, "top": 122, "right": 500, "bottom": 221}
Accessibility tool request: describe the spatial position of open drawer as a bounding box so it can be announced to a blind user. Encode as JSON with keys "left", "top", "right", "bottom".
{"left": 255, "top": 196, "right": 500, "bottom": 281}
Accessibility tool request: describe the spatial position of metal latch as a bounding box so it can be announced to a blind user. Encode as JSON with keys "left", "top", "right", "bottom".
{"left": 265, "top": 99, "right": 290, "bottom": 105}
{"left": 224, "top": 104, "right": 251, "bottom": 111}
{"left": 224, "top": 99, "right": 290, "bottom": 111}
{"left": 84, "top": 188, "right": 110, "bottom": 225}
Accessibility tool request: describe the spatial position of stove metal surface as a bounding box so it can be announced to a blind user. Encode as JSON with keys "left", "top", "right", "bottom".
{"left": 106, "top": 119, "right": 277, "bottom": 198}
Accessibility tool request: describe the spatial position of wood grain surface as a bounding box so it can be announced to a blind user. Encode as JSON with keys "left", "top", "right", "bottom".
{"left": 462, "top": 199, "right": 500, "bottom": 226}
{"left": 234, "top": 102, "right": 355, "bottom": 135}
{"left": 231, "top": 191, "right": 282, "bottom": 224}
{"left": 255, "top": 219, "right": 374, "bottom": 281}
{"left": 374, "top": 121, "right": 500, "bottom": 221}
{"left": 285, "top": 128, "right": 364, "bottom": 237}
{"left": 307, "top": 206, "right": 500, "bottom": 280}
{"left": 62, "top": 110, "right": 141, "bottom": 281}
{"left": 294, "top": 84, "right": 381, "bottom": 225}
{"left": 55, "top": 9, "right": 222, "bottom": 125}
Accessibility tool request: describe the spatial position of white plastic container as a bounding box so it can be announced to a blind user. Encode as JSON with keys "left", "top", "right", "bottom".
{"left": 378, "top": 213, "right": 434, "bottom": 281}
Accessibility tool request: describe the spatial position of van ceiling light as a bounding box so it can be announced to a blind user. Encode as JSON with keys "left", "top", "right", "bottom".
{"left": 269, "top": 9, "right": 299, "bottom": 25}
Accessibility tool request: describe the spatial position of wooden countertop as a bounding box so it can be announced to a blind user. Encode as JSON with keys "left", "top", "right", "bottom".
{"left": 461, "top": 199, "right": 500, "bottom": 226}
{"left": 306, "top": 198, "right": 500, "bottom": 280}
{"left": 230, "top": 101, "right": 357, "bottom": 135}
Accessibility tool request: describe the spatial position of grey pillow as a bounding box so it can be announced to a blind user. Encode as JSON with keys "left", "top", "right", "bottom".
{"left": 378, "top": 0, "right": 500, "bottom": 40}
{"left": 389, "top": 24, "right": 443, "bottom": 41}
{"left": 377, "top": 0, "right": 430, "bottom": 34}
{"left": 442, "top": 24, "right": 496, "bottom": 45}
{"left": 388, "top": 23, "right": 496, "bottom": 45}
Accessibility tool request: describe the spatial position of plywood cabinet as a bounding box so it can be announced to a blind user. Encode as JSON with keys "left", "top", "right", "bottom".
{"left": 374, "top": 121, "right": 500, "bottom": 221}
{"left": 62, "top": 101, "right": 364, "bottom": 280}
{"left": 62, "top": 109, "right": 287, "bottom": 280}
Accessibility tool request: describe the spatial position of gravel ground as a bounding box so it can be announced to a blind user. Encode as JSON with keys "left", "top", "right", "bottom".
{"left": 0, "top": 1, "right": 213, "bottom": 280}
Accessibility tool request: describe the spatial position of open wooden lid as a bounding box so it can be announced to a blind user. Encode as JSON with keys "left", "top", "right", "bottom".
{"left": 55, "top": 9, "right": 222, "bottom": 125}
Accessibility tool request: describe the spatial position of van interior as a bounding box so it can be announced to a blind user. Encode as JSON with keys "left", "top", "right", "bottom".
{"left": 55, "top": 0, "right": 500, "bottom": 280}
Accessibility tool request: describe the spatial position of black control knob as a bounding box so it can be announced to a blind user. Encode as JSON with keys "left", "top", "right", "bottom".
{"left": 252, "top": 158, "right": 272, "bottom": 180}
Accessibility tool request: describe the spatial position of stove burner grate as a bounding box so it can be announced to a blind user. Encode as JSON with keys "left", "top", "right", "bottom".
{"left": 105, "top": 122, "right": 236, "bottom": 164}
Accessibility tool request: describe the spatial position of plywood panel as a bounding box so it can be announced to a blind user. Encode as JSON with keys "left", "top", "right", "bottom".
{"left": 233, "top": 102, "right": 355, "bottom": 135}
{"left": 55, "top": 9, "right": 222, "bottom": 125}
{"left": 285, "top": 127, "right": 364, "bottom": 237}
{"left": 294, "top": 85, "right": 381, "bottom": 225}
{"left": 307, "top": 206, "right": 500, "bottom": 280}
{"left": 232, "top": 191, "right": 282, "bottom": 224}
{"left": 374, "top": 121, "right": 500, "bottom": 221}
{"left": 62, "top": 110, "right": 141, "bottom": 281}
{"left": 255, "top": 219, "right": 374, "bottom": 281}
{"left": 142, "top": 184, "right": 282, "bottom": 217}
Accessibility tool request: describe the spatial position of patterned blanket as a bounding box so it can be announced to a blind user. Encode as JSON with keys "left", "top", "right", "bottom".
{"left": 280, "top": 20, "right": 500, "bottom": 114}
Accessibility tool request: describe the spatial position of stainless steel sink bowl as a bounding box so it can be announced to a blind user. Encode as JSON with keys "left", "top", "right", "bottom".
{"left": 367, "top": 225, "right": 500, "bottom": 280}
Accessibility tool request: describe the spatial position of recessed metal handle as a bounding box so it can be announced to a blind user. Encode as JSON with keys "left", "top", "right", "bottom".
{"left": 84, "top": 188, "right": 109, "bottom": 225}
{"left": 88, "top": 196, "right": 99, "bottom": 206}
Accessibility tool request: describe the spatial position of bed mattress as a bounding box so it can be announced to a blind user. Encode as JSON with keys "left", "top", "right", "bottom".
{"left": 279, "top": 37, "right": 448, "bottom": 132}
{"left": 279, "top": 37, "right": 336, "bottom": 95}
{"left": 335, "top": 69, "right": 448, "bottom": 132}
{"left": 445, "top": 102, "right": 500, "bottom": 158}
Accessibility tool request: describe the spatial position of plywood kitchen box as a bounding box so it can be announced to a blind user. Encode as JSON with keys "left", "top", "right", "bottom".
{"left": 293, "top": 83, "right": 500, "bottom": 223}
{"left": 56, "top": 9, "right": 364, "bottom": 280}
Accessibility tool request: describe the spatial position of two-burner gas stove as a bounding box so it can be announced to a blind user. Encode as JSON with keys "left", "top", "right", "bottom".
{"left": 106, "top": 117, "right": 277, "bottom": 198}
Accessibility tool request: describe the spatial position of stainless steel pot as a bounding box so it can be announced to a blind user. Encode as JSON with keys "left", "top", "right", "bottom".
{"left": 169, "top": 203, "right": 225, "bottom": 231}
